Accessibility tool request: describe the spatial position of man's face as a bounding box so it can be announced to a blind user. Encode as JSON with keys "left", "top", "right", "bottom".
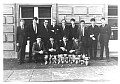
{"left": 37, "top": 38, "right": 42, "bottom": 43}
{"left": 101, "top": 19, "right": 106, "bottom": 24}
{"left": 33, "top": 19, "right": 37, "bottom": 24}
{"left": 50, "top": 38, "right": 54, "bottom": 42}
{"left": 91, "top": 21, "right": 95, "bottom": 26}
{"left": 61, "top": 20, "right": 66, "bottom": 25}
{"left": 80, "top": 22, "right": 85, "bottom": 26}
{"left": 63, "top": 37, "right": 67, "bottom": 42}
{"left": 52, "top": 20, "right": 56, "bottom": 25}
{"left": 70, "top": 21, "right": 75, "bottom": 25}
{"left": 20, "top": 20, "right": 25, "bottom": 25}
{"left": 44, "top": 20, "right": 48, "bottom": 26}
{"left": 75, "top": 39, "right": 79, "bottom": 43}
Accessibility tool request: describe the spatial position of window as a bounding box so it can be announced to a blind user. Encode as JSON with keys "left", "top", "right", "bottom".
{"left": 108, "top": 5, "right": 118, "bottom": 16}
{"left": 20, "top": 6, "right": 51, "bottom": 26}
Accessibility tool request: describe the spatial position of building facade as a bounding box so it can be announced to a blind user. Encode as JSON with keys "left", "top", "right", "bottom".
{"left": 3, "top": 3, "right": 118, "bottom": 58}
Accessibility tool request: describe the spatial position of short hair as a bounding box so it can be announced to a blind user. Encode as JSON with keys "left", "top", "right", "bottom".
{"left": 36, "top": 35, "right": 42, "bottom": 39}
{"left": 33, "top": 17, "right": 38, "bottom": 21}
{"left": 70, "top": 18, "right": 75, "bottom": 22}
{"left": 90, "top": 18, "right": 95, "bottom": 22}
{"left": 101, "top": 17, "right": 105, "bottom": 20}
{"left": 80, "top": 20, "right": 85, "bottom": 23}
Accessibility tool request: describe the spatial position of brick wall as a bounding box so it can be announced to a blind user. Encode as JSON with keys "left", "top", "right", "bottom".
{"left": 3, "top": 4, "right": 16, "bottom": 58}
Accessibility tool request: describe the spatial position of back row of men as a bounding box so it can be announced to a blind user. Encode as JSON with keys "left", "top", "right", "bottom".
{"left": 16, "top": 17, "right": 111, "bottom": 64}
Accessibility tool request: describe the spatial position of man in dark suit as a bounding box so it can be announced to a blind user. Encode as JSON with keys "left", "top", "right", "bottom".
{"left": 69, "top": 18, "right": 78, "bottom": 41}
{"left": 59, "top": 36, "right": 72, "bottom": 54}
{"left": 39, "top": 20, "right": 51, "bottom": 48}
{"left": 16, "top": 19, "right": 27, "bottom": 65}
{"left": 46, "top": 37, "right": 59, "bottom": 55}
{"left": 32, "top": 35, "right": 47, "bottom": 63}
{"left": 87, "top": 18, "right": 100, "bottom": 60}
{"left": 59, "top": 19, "right": 70, "bottom": 41}
{"left": 26, "top": 17, "right": 39, "bottom": 62}
{"left": 99, "top": 18, "right": 111, "bottom": 61}
{"left": 50, "top": 19, "right": 61, "bottom": 43}
{"left": 69, "top": 38, "right": 83, "bottom": 55}
{"left": 77, "top": 20, "right": 88, "bottom": 55}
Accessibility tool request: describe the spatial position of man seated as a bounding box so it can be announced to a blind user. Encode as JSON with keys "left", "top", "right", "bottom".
{"left": 69, "top": 38, "right": 83, "bottom": 55}
{"left": 32, "top": 35, "right": 47, "bottom": 63}
{"left": 46, "top": 37, "right": 59, "bottom": 64}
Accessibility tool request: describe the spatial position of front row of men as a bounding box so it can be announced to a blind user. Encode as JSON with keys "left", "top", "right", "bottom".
{"left": 16, "top": 17, "right": 111, "bottom": 65}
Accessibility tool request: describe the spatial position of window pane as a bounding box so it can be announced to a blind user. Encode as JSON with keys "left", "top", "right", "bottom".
{"left": 38, "top": 7, "right": 51, "bottom": 18}
{"left": 110, "top": 30, "right": 118, "bottom": 40}
{"left": 24, "top": 19, "right": 33, "bottom": 27}
{"left": 21, "top": 7, "right": 34, "bottom": 18}
{"left": 39, "top": 19, "right": 51, "bottom": 25}
{"left": 108, "top": 5, "right": 118, "bottom": 16}
{"left": 108, "top": 18, "right": 118, "bottom": 27}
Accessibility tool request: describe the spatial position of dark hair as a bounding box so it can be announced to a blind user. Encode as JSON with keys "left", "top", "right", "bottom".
{"left": 101, "top": 17, "right": 105, "bottom": 20}
{"left": 80, "top": 20, "right": 85, "bottom": 23}
{"left": 36, "top": 35, "right": 42, "bottom": 39}
{"left": 90, "top": 18, "right": 95, "bottom": 22}
{"left": 33, "top": 17, "right": 38, "bottom": 21}
{"left": 70, "top": 18, "right": 75, "bottom": 22}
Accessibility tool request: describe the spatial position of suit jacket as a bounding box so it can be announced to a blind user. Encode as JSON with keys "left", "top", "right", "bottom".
{"left": 59, "top": 25, "right": 70, "bottom": 40}
{"left": 39, "top": 24, "right": 51, "bottom": 40}
{"left": 69, "top": 24, "right": 78, "bottom": 40}
{"left": 50, "top": 25, "right": 61, "bottom": 40}
{"left": 87, "top": 25, "right": 100, "bottom": 45}
{"left": 99, "top": 24, "right": 111, "bottom": 43}
{"left": 77, "top": 26, "right": 88, "bottom": 42}
{"left": 71, "top": 41, "right": 82, "bottom": 52}
{"left": 16, "top": 26, "right": 27, "bottom": 46}
{"left": 32, "top": 41, "right": 46, "bottom": 53}
{"left": 26, "top": 23, "right": 39, "bottom": 43}
{"left": 46, "top": 41, "right": 59, "bottom": 51}
{"left": 59, "top": 41, "right": 72, "bottom": 51}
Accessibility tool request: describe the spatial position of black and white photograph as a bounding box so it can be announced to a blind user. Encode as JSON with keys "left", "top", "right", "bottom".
{"left": 2, "top": 0, "right": 119, "bottom": 82}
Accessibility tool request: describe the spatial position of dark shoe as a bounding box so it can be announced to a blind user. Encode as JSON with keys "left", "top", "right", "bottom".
{"left": 35, "top": 61, "right": 37, "bottom": 63}
{"left": 100, "top": 57, "right": 103, "bottom": 60}
{"left": 18, "top": 62, "right": 22, "bottom": 65}
{"left": 107, "top": 59, "right": 110, "bottom": 62}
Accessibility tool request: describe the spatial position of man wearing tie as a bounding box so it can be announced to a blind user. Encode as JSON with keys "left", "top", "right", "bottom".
{"left": 99, "top": 18, "right": 111, "bottom": 61}
{"left": 32, "top": 35, "right": 46, "bottom": 63}
{"left": 16, "top": 19, "right": 27, "bottom": 64}
{"left": 59, "top": 19, "right": 70, "bottom": 41}
{"left": 77, "top": 20, "right": 88, "bottom": 55}
{"left": 39, "top": 20, "right": 51, "bottom": 48}
{"left": 26, "top": 17, "right": 39, "bottom": 62}
{"left": 87, "top": 18, "right": 100, "bottom": 60}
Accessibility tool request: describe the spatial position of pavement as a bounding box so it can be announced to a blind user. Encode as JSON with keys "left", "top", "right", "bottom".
{"left": 3, "top": 56, "right": 118, "bottom": 82}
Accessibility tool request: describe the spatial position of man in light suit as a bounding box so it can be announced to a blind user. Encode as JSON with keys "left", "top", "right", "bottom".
{"left": 16, "top": 19, "right": 27, "bottom": 65}
{"left": 99, "top": 18, "right": 111, "bottom": 61}
{"left": 32, "top": 35, "right": 47, "bottom": 63}
{"left": 26, "top": 17, "right": 39, "bottom": 62}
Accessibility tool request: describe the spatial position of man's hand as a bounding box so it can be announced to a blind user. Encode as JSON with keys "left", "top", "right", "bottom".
{"left": 39, "top": 50, "right": 43, "bottom": 54}
{"left": 16, "top": 43, "right": 19, "bottom": 46}
{"left": 69, "top": 50, "right": 75, "bottom": 53}
{"left": 90, "top": 34, "right": 94, "bottom": 38}
{"left": 60, "top": 47, "right": 66, "bottom": 51}
{"left": 92, "top": 37, "right": 96, "bottom": 40}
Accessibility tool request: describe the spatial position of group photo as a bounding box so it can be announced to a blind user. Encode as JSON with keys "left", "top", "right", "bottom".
{"left": 3, "top": 2, "right": 118, "bottom": 82}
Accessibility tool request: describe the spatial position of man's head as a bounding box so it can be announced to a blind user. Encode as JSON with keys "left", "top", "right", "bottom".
{"left": 20, "top": 19, "right": 25, "bottom": 26}
{"left": 36, "top": 35, "right": 42, "bottom": 43}
{"left": 61, "top": 19, "right": 66, "bottom": 25}
{"left": 63, "top": 36, "right": 68, "bottom": 42}
{"left": 44, "top": 20, "right": 49, "bottom": 26}
{"left": 52, "top": 19, "right": 57, "bottom": 25}
{"left": 90, "top": 18, "right": 96, "bottom": 26}
{"left": 70, "top": 18, "right": 75, "bottom": 25}
{"left": 33, "top": 17, "right": 38, "bottom": 24}
{"left": 100, "top": 17, "right": 106, "bottom": 25}
{"left": 49, "top": 37, "right": 54, "bottom": 42}
{"left": 74, "top": 38, "right": 79, "bottom": 43}
{"left": 80, "top": 20, "right": 85, "bottom": 26}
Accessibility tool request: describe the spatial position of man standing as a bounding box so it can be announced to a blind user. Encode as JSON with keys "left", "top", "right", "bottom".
{"left": 59, "top": 19, "right": 70, "bottom": 41}
{"left": 69, "top": 18, "right": 78, "bottom": 42}
{"left": 16, "top": 19, "right": 27, "bottom": 65}
{"left": 50, "top": 19, "right": 61, "bottom": 43}
{"left": 99, "top": 18, "right": 111, "bottom": 61}
{"left": 26, "top": 17, "right": 39, "bottom": 62}
{"left": 87, "top": 18, "right": 100, "bottom": 60}
{"left": 77, "top": 20, "right": 88, "bottom": 55}
{"left": 39, "top": 20, "right": 51, "bottom": 48}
